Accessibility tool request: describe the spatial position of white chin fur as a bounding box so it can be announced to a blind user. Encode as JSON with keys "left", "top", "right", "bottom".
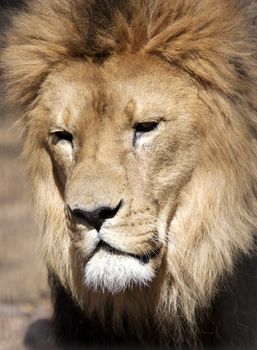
{"left": 83, "top": 250, "right": 155, "bottom": 294}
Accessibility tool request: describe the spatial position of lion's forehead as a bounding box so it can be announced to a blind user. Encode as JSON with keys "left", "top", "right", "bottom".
{"left": 43, "top": 56, "right": 194, "bottom": 131}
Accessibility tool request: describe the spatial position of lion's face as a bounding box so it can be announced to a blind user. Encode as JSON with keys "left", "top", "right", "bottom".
{"left": 43, "top": 54, "right": 201, "bottom": 293}
{"left": 2, "top": 0, "right": 257, "bottom": 341}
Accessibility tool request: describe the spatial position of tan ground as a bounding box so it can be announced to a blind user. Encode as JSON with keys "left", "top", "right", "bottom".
{"left": 0, "top": 101, "right": 52, "bottom": 350}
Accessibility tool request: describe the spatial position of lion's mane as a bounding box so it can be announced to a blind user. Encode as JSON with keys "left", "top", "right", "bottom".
{"left": 1, "top": 0, "right": 257, "bottom": 346}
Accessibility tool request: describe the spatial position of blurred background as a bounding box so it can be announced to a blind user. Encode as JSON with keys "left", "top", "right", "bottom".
{"left": 0, "top": 2, "right": 51, "bottom": 349}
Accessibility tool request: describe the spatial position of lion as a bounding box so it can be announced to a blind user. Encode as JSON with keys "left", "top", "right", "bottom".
{"left": 1, "top": 0, "right": 257, "bottom": 348}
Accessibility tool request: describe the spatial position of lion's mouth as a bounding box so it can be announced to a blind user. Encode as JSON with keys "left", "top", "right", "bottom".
{"left": 96, "top": 240, "right": 160, "bottom": 264}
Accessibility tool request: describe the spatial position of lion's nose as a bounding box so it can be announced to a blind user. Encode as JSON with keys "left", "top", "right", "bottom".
{"left": 68, "top": 201, "right": 122, "bottom": 231}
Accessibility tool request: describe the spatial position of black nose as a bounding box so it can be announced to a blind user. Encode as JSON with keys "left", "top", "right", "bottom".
{"left": 68, "top": 201, "right": 122, "bottom": 231}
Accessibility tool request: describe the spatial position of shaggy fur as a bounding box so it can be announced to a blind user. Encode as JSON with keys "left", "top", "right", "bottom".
{"left": 1, "top": 0, "right": 257, "bottom": 348}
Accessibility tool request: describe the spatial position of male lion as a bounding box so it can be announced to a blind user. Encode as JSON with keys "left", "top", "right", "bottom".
{"left": 1, "top": 0, "right": 257, "bottom": 348}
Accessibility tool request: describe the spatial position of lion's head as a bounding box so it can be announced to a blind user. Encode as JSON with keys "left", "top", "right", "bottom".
{"left": 1, "top": 0, "right": 257, "bottom": 344}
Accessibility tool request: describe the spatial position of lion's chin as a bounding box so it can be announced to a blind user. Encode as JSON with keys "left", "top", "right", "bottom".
{"left": 83, "top": 249, "right": 156, "bottom": 294}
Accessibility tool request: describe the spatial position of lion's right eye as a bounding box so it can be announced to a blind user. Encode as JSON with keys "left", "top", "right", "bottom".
{"left": 134, "top": 122, "right": 159, "bottom": 134}
{"left": 51, "top": 130, "right": 73, "bottom": 144}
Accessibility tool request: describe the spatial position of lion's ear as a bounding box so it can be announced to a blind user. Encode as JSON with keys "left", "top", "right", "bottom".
{"left": 145, "top": 1, "right": 255, "bottom": 96}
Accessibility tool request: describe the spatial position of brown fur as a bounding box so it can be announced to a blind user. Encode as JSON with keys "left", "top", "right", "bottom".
{"left": 1, "top": 0, "right": 257, "bottom": 346}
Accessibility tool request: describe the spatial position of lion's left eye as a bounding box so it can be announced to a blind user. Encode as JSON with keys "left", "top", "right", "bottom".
{"left": 50, "top": 130, "right": 73, "bottom": 145}
{"left": 53, "top": 130, "right": 73, "bottom": 142}
{"left": 134, "top": 122, "right": 159, "bottom": 134}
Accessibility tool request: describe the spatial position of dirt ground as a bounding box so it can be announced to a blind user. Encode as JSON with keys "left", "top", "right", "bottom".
{"left": 0, "top": 97, "right": 53, "bottom": 350}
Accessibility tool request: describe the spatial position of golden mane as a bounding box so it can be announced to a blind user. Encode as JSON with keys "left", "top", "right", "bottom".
{"left": 1, "top": 1, "right": 257, "bottom": 109}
